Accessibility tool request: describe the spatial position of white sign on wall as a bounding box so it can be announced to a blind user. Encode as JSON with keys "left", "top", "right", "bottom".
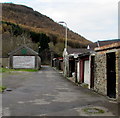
{"left": 13, "top": 56, "right": 35, "bottom": 68}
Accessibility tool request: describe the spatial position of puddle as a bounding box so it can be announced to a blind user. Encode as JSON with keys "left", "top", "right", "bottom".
{"left": 4, "top": 88, "right": 13, "bottom": 92}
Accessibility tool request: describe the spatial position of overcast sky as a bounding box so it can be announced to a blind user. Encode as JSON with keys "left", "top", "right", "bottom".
{"left": 1, "top": 0, "right": 119, "bottom": 42}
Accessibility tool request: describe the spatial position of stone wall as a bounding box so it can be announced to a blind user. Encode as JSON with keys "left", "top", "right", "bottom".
{"left": 66, "top": 55, "right": 70, "bottom": 77}
{"left": 94, "top": 49, "right": 120, "bottom": 102}
{"left": 63, "top": 55, "right": 69, "bottom": 77}
{"left": 94, "top": 53, "right": 107, "bottom": 95}
{"left": 36, "top": 56, "right": 41, "bottom": 69}
{"left": 116, "top": 50, "right": 120, "bottom": 102}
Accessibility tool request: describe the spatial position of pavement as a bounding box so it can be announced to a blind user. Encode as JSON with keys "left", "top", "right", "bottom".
{"left": 1, "top": 65, "right": 120, "bottom": 117}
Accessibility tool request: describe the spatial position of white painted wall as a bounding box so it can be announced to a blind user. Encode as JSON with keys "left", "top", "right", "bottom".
{"left": 84, "top": 60, "right": 90, "bottom": 88}
{"left": 13, "top": 56, "right": 35, "bottom": 69}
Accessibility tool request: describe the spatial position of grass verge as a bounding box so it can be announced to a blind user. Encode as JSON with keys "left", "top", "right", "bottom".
{"left": 0, "top": 68, "right": 39, "bottom": 73}
{"left": 0, "top": 86, "right": 7, "bottom": 92}
{"left": 83, "top": 107, "right": 105, "bottom": 114}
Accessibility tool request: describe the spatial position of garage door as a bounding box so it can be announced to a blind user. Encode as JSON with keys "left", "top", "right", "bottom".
{"left": 84, "top": 60, "right": 90, "bottom": 88}
{"left": 13, "top": 56, "right": 35, "bottom": 69}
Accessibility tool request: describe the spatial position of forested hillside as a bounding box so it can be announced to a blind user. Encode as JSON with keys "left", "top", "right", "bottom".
{"left": 1, "top": 3, "right": 92, "bottom": 64}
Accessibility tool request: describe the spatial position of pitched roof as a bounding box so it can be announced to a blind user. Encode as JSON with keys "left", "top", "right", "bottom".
{"left": 88, "top": 39, "right": 120, "bottom": 50}
{"left": 8, "top": 45, "right": 38, "bottom": 55}
{"left": 95, "top": 42, "right": 120, "bottom": 51}
{"left": 98, "top": 39, "right": 120, "bottom": 46}
{"left": 67, "top": 47, "right": 89, "bottom": 55}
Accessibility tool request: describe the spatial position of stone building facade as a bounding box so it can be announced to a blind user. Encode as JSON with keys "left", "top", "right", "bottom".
{"left": 116, "top": 50, "right": 120, "bottom": 102}
{"left": 94, "top": 42, "right": 120, "bottom": 102}
{"left": 94, "top": 53, "right": 107, "bottom": 95}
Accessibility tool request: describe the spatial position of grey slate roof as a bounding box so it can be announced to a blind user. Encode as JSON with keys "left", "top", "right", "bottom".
{"left": 88, "top": 39, "right": 120, "bottom": 50}
{"left": 67, "top": 47, "right": 89, "bottom": 55}
{"left": 98, "top": 39, "right": 120, "bottom": 46}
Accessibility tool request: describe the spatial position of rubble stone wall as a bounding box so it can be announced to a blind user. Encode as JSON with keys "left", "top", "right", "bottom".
{"left": 94, "top": 49, "right": 120, "bottom": 102}
{"left": 116, "top": 50, "right": 120, "bottom": 102}
{"left": 94, "top": 53, "right": 107, "bottom": 95}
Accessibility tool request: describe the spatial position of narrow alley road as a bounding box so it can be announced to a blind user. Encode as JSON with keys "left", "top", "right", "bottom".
{"left": 2, "top": 66, "right": 119, "bottom": 116}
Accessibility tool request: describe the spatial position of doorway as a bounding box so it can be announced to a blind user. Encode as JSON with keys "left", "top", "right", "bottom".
{"left": 90, "top": 56, "right": 95, "bottom": 88}
{"left": 69, "top": 59, "right": 75, "bottom": 77}
{"left": 107, "top": 52, "right": 116, "bottom": 98}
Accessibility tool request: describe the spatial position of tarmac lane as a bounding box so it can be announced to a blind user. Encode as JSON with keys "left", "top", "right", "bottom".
{"left": 2, "top": 65, "right": 120, "bottom": 117}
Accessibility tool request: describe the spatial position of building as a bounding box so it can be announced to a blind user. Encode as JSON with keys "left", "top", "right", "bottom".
{"left": 52, "top": 57, "right": 63, "bottom": 71}
{"left": 8, "top": 45, "right": 41, "bottom": 69}
{"left": 62, "top": 39, "right": 120, "bottom": 102}
{"left": 94, "top": 42, "right": 120, "bottom": 101}
{"left": 76, "top": 51, "right": 95, "bottom": 88}
{"left": 63, "top": 47, "right": 88, "bottom": 78}
{"left": 87, "top": 39, "right": 120, "bottom": 50}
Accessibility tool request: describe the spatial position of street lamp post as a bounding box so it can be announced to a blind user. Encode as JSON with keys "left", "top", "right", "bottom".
{"left": 58, "top": 21, "right": 67, "bottom": 50}
{"left": 58, "top": 21, "right": 68, "bottom": 77}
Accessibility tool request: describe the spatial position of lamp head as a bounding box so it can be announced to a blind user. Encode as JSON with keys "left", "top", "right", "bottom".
{"left": 58, "top": 21, "right": 65, "bottom": 23}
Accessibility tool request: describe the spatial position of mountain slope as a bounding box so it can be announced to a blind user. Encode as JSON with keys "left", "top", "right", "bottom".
{"left": 2, "top": 3, "right": 91, "bottom": 47}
